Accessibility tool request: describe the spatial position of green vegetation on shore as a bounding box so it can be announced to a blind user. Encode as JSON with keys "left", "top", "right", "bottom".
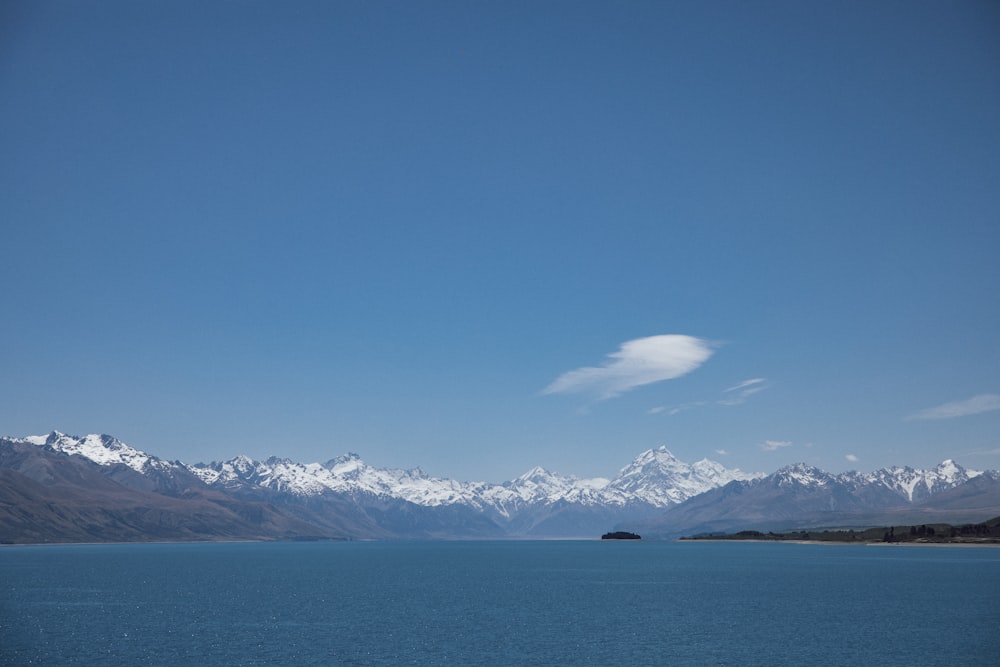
{"left": 680, "top": 516, "right": 1000, "bottom": 544}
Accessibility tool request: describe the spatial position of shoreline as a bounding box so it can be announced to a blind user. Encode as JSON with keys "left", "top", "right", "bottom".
{"left": 678, "top": 538, "right": 1000, "bottom": 548}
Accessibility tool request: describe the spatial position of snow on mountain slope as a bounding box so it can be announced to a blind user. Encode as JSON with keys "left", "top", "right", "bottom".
{"left": 21, "top": 431, "right": 176, "bottom": 474}
{"left": 498, "top": 467, "right": 612, "bottom": 503}
{"left": 849, "top": 460, "right": 981, "bottom": 501}
{"left": 607, "top": 446, "right": 764, "bottom": 506}
{"left": 769, "top": 463, "right": 832, "bottom": 488}
{"left": 190, "top": 452, "right": 489, "bottom": 508}
{"left": 473, "top": 467, "right": 620, "bottom": 517}
{"left": 16, "top": 432, "right": 987, "bottom": 517}
{"left": 752, "top": 460, "right": 984, "bottom": 502}
{"left": 188, "top": 454, "right": 258, "bottom": 486}
{"left": 186, "top": 444, "right": 760, "bottom": 512}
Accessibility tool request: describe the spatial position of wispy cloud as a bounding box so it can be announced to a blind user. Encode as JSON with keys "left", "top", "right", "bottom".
{"left": 962, "top": 447, "right": 1000, "bottom": 457}
{"left": 718, "top": 378, "right": 769, "bottom": 406}
{"left": 648, "top": 401, "right": 707, "bottom": 416}
{"left": 715, "top": 449, "right": 728, "bottom": 456}
{"left": 906, "top": 394, "right": 1000, "bottom": 421}
{"left": 845, "top": 454, "right": 859, "bottom": 462}
{"left": 724, "top": 378, "right": 766, "bottom": 393}
{"left": 543, "top": 335, "right": 714, "bottom": 400}
{"left": 649, "top": 376, "right": 768, "bottom": 415}
{"left": 760, "top": 440, "right": 792, "bottom": 452}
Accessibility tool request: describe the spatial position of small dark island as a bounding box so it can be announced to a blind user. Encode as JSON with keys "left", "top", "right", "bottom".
{"left": 601, "top": 531, "right": 641, "bottom": 540}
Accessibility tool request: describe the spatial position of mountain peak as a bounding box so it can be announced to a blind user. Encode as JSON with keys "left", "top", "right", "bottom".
{"left": 229, "top": 455, "right": 257, "bottom": 473}
{"left": 45, "top": 430, "right": 68, "bottom": 445}
{"left": 932, "top": 459, "right": 980, "bottom": 485}
{"left": 27, "top": 431, "right": 158, "bottom": 473}
{"left": 324, "top": 452, "right": 366, "bottom": 475}
{"left": 772, "top": 463, "right": 829, "bottom": 487}
{"left": 649, "top": 445, "right": 679, "bottom": 459}
{"left": 626, "top": 446, "right": 683, "bottom": 471}
{"left": 517, "top": 466, "right": 556, "bottom": 482}
{"left": 608, "top": 447, "right": 760, "bottom": 507}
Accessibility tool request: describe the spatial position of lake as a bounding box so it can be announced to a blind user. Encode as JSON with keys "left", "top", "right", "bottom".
{"left": 2, "top": 540, "right": 997, "bottom": 665}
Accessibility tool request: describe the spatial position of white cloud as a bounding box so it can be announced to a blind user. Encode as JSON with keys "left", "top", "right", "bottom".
{"left": 906, "top": 394, "right": 1000, "bottom": 421}
{"left": 760, "top": 440, "right": 792, "bottom": 452}
{"left": 715, "top": 449, "right": 728, "bottom": 456}
{"left": 543, "top": 335, "right": 714, "bottom": 400}
{"left": 845, "top": 454, "right": 859, "bottom": 462}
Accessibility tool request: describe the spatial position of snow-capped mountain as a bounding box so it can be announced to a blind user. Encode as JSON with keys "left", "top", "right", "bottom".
{"left": 13, "top": 432, "right": 983, "bottom": 511}
{"left": 760, "top": 461, "right": 984, "bottom": 501}
{"left": 4, "top": 431, "right": 998, "bottom": 543}
{"left": 23, "top": 431, "right": 175, "bottom": 475}
{"left": 186, "top": 444, "right": 760, "bottom": 514}
{"left": 626, "top": 459, "right": 994, "bottom": 539}
{"left": 7, "top": 433, "right": 763, "bottom": 537}
{"left": 191, "top": 452, "right": 484, "bottom": 508}
{"left": 486, "top": 466, "right": 616, "bottom": 510}
{"left": 861, "top": 460, "right": 980, "bottom": 501}
{"left": 605, "top": 446, "right": 762, "bottom": 506}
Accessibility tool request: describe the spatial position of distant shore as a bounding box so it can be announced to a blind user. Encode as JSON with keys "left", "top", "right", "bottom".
{"left": 678, "top": 538, "right": 1000, "bottom": 548}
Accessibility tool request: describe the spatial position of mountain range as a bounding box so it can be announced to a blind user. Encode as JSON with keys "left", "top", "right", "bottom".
{"left": 622, "top": 461, "right": 1000, "bottom": 539}
{"left": 2, "top": 431, "right": 998, "bottom": 543}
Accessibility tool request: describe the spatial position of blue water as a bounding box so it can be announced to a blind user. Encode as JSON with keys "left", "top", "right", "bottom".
{"left": 1, "top": 540, "right": 997, "bottom": 665}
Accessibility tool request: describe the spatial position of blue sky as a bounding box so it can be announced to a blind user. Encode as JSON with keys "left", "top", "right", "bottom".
{"left": 2, "top": 1, "right": 999, "bottom": 481}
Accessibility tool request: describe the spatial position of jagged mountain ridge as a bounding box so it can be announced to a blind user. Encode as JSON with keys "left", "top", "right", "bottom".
{"left": 3, "top": 431, "right": 997, "bottom": 543}
{"left": 26, "top": 431, "right": 979, "bottom": 510}
{"left": 624, "top": 461, "right": 999, "bottom": 538}
{"left": 11, "top": 432, "right": 987, "bottom": 511}
{"left": 0, "top": 437, "right": 351, "bottom": 543}
{"left": 160, "top": 437, "right": 764, "bottom": 511}
{"left": 24, "top": 432, "right": 176, "bottom": 475}
{"left": 1, "top": 432, "right": 762, "bottom": 539}
{"left": 765, "top": 460, "right": 982, "bottom": 500}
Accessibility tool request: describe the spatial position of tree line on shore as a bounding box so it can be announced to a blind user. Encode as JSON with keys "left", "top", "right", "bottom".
{"left": 680, "top": 516, "right": 1000, "bottom": 544}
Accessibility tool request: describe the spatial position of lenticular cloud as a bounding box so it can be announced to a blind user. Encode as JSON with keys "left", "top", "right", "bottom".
{"left": 543, "top": 334, "right": 714, "bottom": 400}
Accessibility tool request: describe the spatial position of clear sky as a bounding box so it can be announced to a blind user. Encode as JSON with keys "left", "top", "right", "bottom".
{"left": 3, "top": 1, "right": 999, "bottom": 482}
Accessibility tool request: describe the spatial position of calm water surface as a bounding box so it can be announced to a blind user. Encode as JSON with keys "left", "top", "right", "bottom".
{"left": 1, "top": 540, "right": 997, "bottom": 665}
